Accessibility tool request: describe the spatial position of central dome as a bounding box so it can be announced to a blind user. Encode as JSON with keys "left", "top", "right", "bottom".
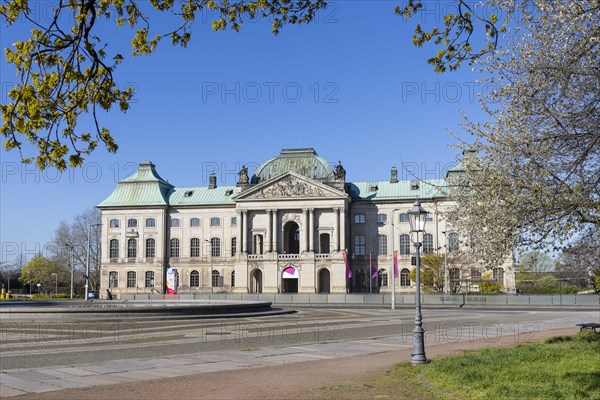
{"left": 251, "top": 148, "right": 335, "bottom": 184}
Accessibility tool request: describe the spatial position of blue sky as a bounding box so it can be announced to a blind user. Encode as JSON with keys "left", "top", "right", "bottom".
{"left": 1, "top": 1, "right": 489, "bottom": 264}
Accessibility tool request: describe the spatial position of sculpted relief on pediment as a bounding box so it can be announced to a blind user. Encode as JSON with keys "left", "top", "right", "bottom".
{"left": 248, "top": 176, "right": 338, "bottom": 199}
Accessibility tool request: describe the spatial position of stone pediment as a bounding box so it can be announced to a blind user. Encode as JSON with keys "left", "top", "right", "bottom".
{"left": 236, "top": 172, "right": 346, "bottom": 200}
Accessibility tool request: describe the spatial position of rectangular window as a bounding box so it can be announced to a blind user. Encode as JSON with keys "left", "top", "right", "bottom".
{"left": 127, "top": 239, "right": 137, "bottom": 259}
{"left": 231, "top": 217, "right": 237, "bottom": 226}
{"left": 145, "top": 238, "right": 156, "bottom": 258}
{"left": 109, "top": 219, "right": 120, "bottom": 228}
{"left": 354, "top": 214, "right": 365, "bottom": 224}
{"left": 190, "top": 238, "right": 200, "bottom": 257}
{"left": 377, "top": 235, "right": 387, "bottom": 255}
{"left": 145, "top": 218, "right": 156, "bottom": 228}
{"left": 355, "top": 235, "right": 365, "bottom": 256}
{"left": 377, "top": 214, "right": 387, "bottom": 223}
{"left": 210, "top": 217, "right": 220, "bottom": 227}
{"left": 426, "top": 212, "right": 433, "bottom": 221}
{"left": 127, "top": 219, "right": 138, "bottom": 228}
{"left": 190, "top": 218, "right": 200, "bottom": 227}
{"left": 399, "top": 213, "right": 409, "bottom": 222}
{"left": 170, "top": 218, "right": 180, "bottom": 228}
{"left": 231, "top": 237, "right": 237, "bottom": 257}
{"left": 109, "top": 239, "right": 119, "bottom": 259}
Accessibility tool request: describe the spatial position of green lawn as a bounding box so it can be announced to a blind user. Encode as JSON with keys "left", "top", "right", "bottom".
{"left": 380, "top": 332, "right": 600, "bottom": 400}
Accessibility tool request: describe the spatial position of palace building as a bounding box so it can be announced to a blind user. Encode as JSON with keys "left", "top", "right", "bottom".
{"left": 97, "top": 148, "right": 515, "bottom": 298}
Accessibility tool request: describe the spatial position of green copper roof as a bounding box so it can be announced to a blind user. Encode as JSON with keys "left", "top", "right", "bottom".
{"left": 251, "top": 148, "right": 335, "bottom": 184}
{"left": 97, "top": 161, "right": 174, "bottom": 207}
{"left": 170, "top": 186, "right": 236, "bottom": 206}
{"left": 350, "top": 179, "right": 447, "bottom": 201}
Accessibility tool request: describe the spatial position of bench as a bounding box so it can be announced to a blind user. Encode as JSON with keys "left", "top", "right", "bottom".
{"left": 575, "top": 323, "right": 600, "bottom": 332}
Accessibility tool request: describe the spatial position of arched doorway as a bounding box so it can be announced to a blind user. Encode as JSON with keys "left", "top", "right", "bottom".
{"left": 250, "top": 269, "right": 262, "bottom": 294}
{"left": 281, "top": 266, "right": 299, "bottom": 293}
{"left": 283, "top": 221, "right": 300, "bottom": 254}
{"left": 318, "top": 268, "right": 330, "bottom": 293}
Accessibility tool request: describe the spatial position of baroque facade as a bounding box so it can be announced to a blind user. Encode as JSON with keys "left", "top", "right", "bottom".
{"left": 98, "top": 148, "right": 515, "bottom": 298}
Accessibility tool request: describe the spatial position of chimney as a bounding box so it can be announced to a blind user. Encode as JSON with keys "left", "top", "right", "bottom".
{"left": 390, "top": 164, "right": 399, "bottom": 183}
{"left": 208, "top": 174, "right": 217, "bottom": 189}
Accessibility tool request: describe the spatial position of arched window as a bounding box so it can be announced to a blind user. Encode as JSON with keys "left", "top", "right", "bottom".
{"left": 378, "top": 269, "right": 388, "bottom": 287}
{"left": 212, "top": 270, "right": 220, "bottom": 287}
{"left": 145, "top": 218, "right": 156, "bottom": 228}
{"left": 399, "top": 234, "right": 411, "bottom": 255}
{"left": 423, "top": 233, "right": 434, "bottom": 254}
{"left": 109, "top": 219, "right": 120, "bottom": 228}
{"left": 127, "top": 239, "right": 137, "bottom": 259}
{"left": 400, "top": 268, "right": 410, "bottom": 287}
{"left": 109, "top": 239, "right": 119, "bottom": 259}
{"left": 190, "top": 218, "right": 200, "bottom": 227}
{"left": 127, "top": 219, "right": 137, "bottom": 228}
{"left": 377, "top": 235, "right": 387, "bottom": 255}
{"left": 145, "top": 238, "right": 155, "bottom": 258}
{"left": 210, "top": 217, "right": 220, "bottom": 227}
{"left": 190, "top": 238, "right": 200, "bottom": 257}
{"left": 109, "top": 271, "right": 118, "bottom": 288}
{"left": 170, "top": 239, "right": 180, "bottom": 258}
{"left": 211, "top": 237, "right": 221, "bottom": 257}
{"left": 190, "top": 270, "right": 200, "bottom": 287}
{"left": 493, "top": 267, "right": 505, "bottom": 283}
{"left": 231, "top": 237, "right": 237, "bottom": 257}
{"left": 126, "top": 271, "right": 136, "bottom": 288}
{"left": 145, "top": 271, "right": 154, "bottom": 288}
{"left": 448, "top": 232, "right": 459, "bottom": 252}
{"left": 231, "top": 270, "right": 235, "bottom": 287}
{"left": 471, "top": 268, "right": 482, "bottom": 280}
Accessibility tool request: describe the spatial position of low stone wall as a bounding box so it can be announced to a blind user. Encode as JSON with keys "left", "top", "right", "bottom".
{"left": 119, "top": 293, "right": 600, "bottom": 306}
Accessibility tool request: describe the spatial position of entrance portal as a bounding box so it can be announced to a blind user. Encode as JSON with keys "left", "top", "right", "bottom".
{"left": 250, "top": 269, "right": 262, "bottom": 294}
{"left": 318, "top": 268, "right": 330, "bottom": 293}
{"left": 281, "top": 266, "right": 299, "bottom": 293}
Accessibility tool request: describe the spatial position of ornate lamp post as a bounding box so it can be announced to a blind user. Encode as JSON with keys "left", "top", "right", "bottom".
{"left": 408, "top": 200, "right": 428, "bottom": 365}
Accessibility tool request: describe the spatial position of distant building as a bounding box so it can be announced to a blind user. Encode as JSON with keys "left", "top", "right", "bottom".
{"left": 97, "top": 148, "right": 515, "bottom": 298}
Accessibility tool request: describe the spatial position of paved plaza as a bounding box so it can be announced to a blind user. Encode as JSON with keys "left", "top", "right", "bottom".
{"left": 1, "top": 305, "right": 598, "bottom": 398}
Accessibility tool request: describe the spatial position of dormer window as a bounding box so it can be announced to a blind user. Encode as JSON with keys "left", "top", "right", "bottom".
{"left": 184, "top": 190, "right": 193, "bottom": 197}
{"left": 410, "top": 180, "right": 420, "bottom": 190}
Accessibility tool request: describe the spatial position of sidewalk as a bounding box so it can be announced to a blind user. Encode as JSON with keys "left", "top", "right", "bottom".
{"left": 0, "top": 322, "right": 581, "bottom": 399}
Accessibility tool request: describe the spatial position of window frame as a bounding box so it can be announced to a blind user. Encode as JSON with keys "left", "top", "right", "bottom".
{"left": 109, "top": 239, "right": 119, "bottom": 259}
{"left": 109, "top": 219, "right": 120, "bottom": 229}
{"left": 145, "top": 238, "right": 156, "bottom": 258}
{"left": 210, "top": 237, "right": 221, "bottom": 257}
{"left": 377, "top": 214, "right": 387, "bottom": 223}
{"left": 170, "top": 238, "right": 180, "bottom": 258}
{"left": 354, "top": 235, "right": 365, "bottom": 256}
{"left": 399, "top": 234, "right": 411, "bottom": 255}
{"left": 127, "top": 219, "right": 138, "bottom": 228}
{"left": 423, "top": 233, "right": 434, "bottom": 254}
{"left": 109, "top": 271, "right": 119, "bottom": 288}
{"left": 210, "top": 217, "right": 220, "bottom": 227}
{"left": 377, "top": 234, "right": 388, "bottom": 255}
{"left": 126, "top": 271, "right": 136, "bottom": 288}
{"left": 127, "top": 238, "right": 137, "bottom": 259}
{"left": 170, "top": 218, "right": 180, "bottom": 228}
{"left": 354, "top": 214, "right": 366, "bottom": 224}
{"left": 190, "top": 270, "right": 200, "bottom": 287}
{"left": 190, "top": 238, "right": 200, "bottom": 258}
{"left": 145, "top": 271, "right": 154, "bottom": 288}
{"left": 190, "top": 218, "right": 200, "bottom": 227}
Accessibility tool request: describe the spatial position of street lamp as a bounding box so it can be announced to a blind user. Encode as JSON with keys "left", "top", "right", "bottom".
{"left": 441, "top": 231, "right": 449, "bottom": 294}
{"left": 86, "top": 223, "right": 102, "bottom": 301}
{"left": 51, "top": 273, "right": 58, "bottom": 296}
{"left": 408, "top": 200, "right": 428, "bottom": 365}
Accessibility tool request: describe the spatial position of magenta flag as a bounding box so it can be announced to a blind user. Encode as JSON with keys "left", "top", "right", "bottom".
{"left": 343, "top": 251, "right": 352, "bottom": 278}
{"left": 370, "top": 254, "right": 378, "bottom": 279}
{"left": 393, "top": 250, "right": 399, "bottom": 277}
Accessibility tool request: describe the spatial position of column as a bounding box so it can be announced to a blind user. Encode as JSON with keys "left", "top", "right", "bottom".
{"left": 334, "top": 207, "right": 340, "bottom": 251}
{"left": 272, "top": 209, "right": 278, "bottom": 253}
{"left": 236, "top": 210, "right": 242, "bottom": 256}
{"left": 300, "top": 209, "right": 308, "bottom": 253}
{"left": 309, "top": 208, "right": 314, "bottom": 252}
{"left": 340, "top": 207, "right": 346, "bottom": 251}
{"left": 241, "top": 210, "right": 248, "bottom": 253}
{"left": 266, "top": 209, "right": 272, "bottom": 253}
